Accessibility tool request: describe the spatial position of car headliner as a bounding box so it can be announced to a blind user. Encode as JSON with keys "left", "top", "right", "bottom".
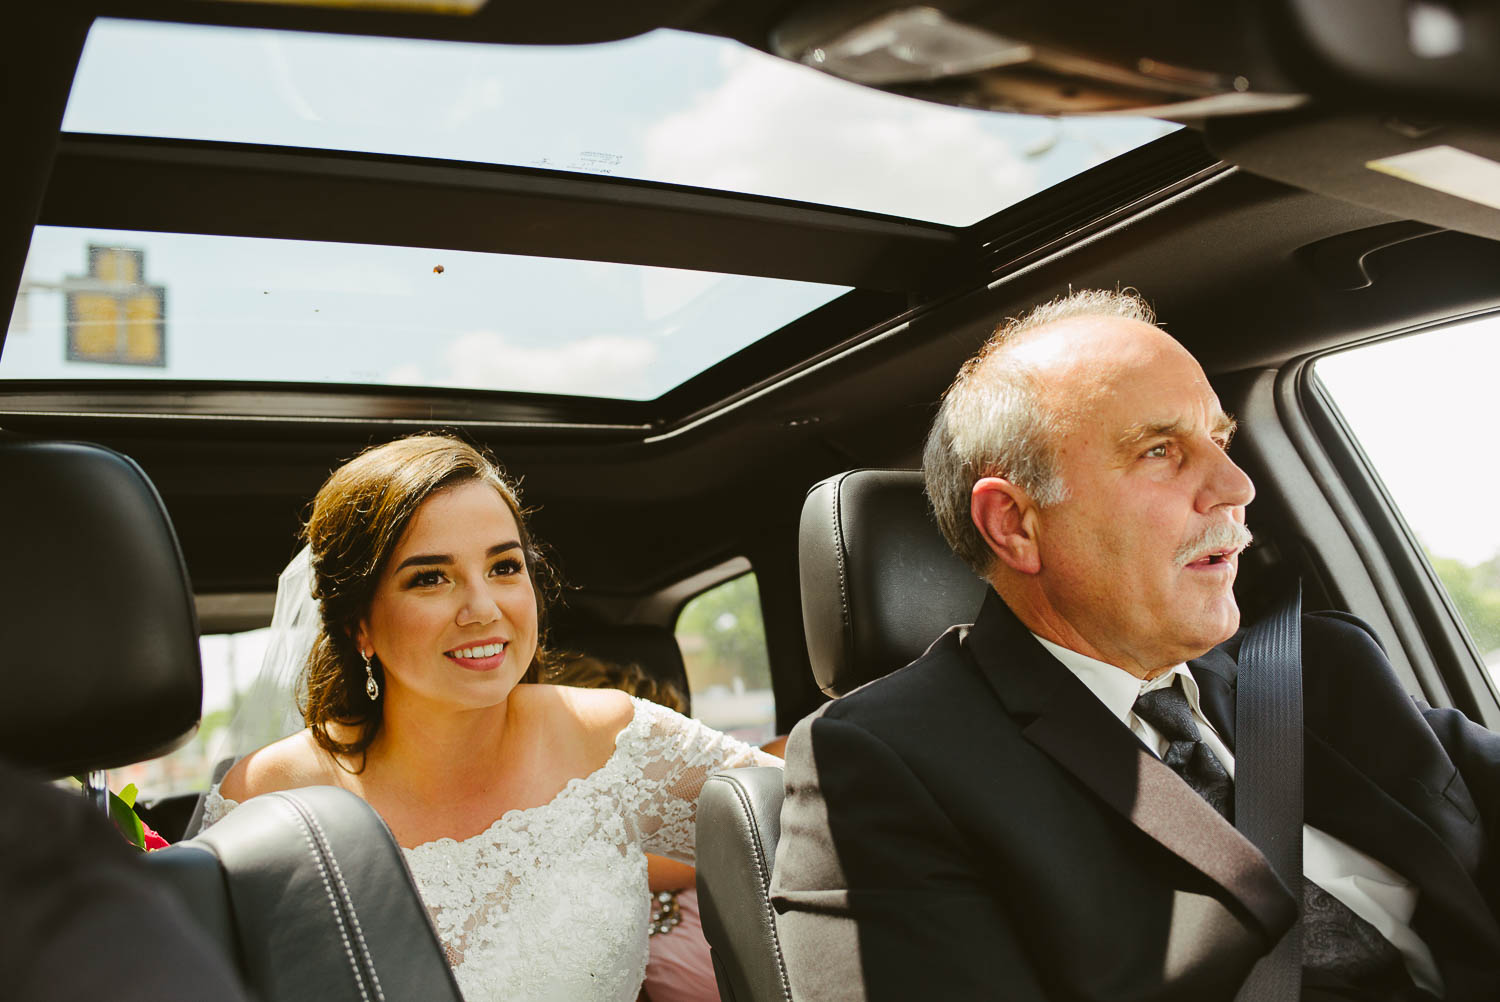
{"left": 5, "top": 4, "right": 1500, "bottom": 673}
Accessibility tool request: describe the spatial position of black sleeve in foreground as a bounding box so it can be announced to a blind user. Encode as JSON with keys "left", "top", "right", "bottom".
{"left": 0, "top": 760, "right": 252, "bottom": 1002}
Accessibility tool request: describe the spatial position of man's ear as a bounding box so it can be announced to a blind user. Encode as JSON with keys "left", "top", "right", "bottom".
{"left": 971, "top": 476, "right": 1042, "bottom": 575}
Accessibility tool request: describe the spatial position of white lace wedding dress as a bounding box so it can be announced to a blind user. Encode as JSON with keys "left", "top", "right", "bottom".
{"left": 202, "top": 697, "right": 776, "bottom": 1002}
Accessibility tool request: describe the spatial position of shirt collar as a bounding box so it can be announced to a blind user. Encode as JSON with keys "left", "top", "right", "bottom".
{"left": 1030, "top": 633, "right": 1204, "bottom": 727}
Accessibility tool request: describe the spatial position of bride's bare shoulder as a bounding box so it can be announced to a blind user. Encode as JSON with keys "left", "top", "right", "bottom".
{"left": 218, "top": 730, "right": 340, "bottom": 802}
{"left": 518, "top": 684, "right": 635, "bottom": 760}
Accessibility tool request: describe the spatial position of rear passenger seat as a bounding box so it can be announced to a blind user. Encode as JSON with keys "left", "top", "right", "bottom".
{"left": 0, "top": 439, "right": 463, "bottom": 1002}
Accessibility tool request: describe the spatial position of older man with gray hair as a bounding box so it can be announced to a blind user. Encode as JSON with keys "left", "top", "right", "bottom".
{"left": 771, "top": 289, "right": 1500, "bottom": 1001}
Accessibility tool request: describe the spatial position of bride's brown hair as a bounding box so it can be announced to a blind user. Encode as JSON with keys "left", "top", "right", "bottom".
{"left": 298, "top": 433, "right": 556, "bottom": 765}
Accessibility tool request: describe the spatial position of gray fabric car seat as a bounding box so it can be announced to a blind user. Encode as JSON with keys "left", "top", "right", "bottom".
{"left": 696, "top": 469, "right": 985, "bottom": 1002}
{"left": 0, "top": 439, "right": 461, "bottom": 1002}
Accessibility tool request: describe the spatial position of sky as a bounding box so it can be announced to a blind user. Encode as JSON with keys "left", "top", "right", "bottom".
{"left": 6, "top": 227, "right": 846, "bottom": 399}
{"left": 3, "top": 18, "right": 1175, "bottom": 400}
{"left": 1314, "top": 313, "right": 1500, "bottom": 566}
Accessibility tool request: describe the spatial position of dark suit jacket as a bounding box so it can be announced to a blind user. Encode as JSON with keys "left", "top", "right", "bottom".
{"left": 770, "top": 592, "right": 1500, "bottom": 1001}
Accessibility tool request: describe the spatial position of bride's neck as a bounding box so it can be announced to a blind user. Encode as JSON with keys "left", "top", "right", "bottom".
{"left": 357, "top": 694, "right": 519, "bottom": 803}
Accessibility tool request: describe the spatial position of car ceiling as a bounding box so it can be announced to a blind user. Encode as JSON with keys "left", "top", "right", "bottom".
{"left": 5, "top": 1, "right": 1500, "bottom": 617}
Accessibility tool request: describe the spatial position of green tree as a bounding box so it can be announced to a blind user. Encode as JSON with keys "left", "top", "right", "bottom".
{"left": 1428, "top": 552, "right": 1500, "bottom": 654}
{"left": 676, "top": 574, "right": 771, "bottom": 692}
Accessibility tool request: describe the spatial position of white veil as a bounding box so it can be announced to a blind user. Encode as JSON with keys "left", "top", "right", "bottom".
{"left": 223, "top": 545, "right": 319, "bottom": 757}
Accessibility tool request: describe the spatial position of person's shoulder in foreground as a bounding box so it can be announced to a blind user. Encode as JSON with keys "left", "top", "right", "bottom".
{"left": 0, "top": 757, "right": 250, "bottom": 1002}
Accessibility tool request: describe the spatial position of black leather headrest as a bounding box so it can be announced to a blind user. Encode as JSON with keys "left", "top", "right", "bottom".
{"left": 0, "top": 440, "right": 201, "bottom": 776}
{"left": 166, "top": 786, "right": 464, "bottom": 1002}
{"left": 552, "top": 623, "right": 692, "bottom": 714}
{"left": 799, "top": 470, "right": 988, "bottom": 698}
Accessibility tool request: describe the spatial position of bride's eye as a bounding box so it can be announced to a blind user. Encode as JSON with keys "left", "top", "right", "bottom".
{"left": 407, "top": 569, "right": 446, "bottom": 588}
{"left": 490, "top": 557, "right": 524, "bottom": 578}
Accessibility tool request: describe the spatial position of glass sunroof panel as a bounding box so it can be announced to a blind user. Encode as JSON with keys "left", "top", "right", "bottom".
{"left": 63, "top": 18, "right": 1180, "bottom": 227}
{"left": 3, "top": 227, "right": 848, "bottom": 400}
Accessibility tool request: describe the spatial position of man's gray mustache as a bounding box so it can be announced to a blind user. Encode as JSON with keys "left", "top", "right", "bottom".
{"left": 1176, "top": 522, "right": 1253, "bottom": 566}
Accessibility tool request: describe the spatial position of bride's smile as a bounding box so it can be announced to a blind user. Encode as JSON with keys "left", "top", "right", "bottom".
{"left": 444, "top": 639, "right": 509, "bottom": 671}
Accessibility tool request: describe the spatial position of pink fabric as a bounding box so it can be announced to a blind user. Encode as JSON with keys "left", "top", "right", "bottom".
{"left": 643, "top": 888, "right": 719, "bottom": 1002}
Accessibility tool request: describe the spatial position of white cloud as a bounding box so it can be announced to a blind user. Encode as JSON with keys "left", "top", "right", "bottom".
{"left": 423, "top": 329, "right": 659, "bottom": 398}
{"left": 642, "top": 49, "right": 1042, "bottom": 225}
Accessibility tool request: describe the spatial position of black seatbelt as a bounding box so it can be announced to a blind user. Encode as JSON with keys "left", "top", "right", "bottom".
{"left": 1233, "top": 582, "right": 1303, "bottom": 1002}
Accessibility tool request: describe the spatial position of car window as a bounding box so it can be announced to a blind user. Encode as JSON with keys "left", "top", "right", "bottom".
{"left": 7, "top": 226, "right": 848, "bottom": 399}
{"left": 111, "top": 628, "right": 268, "bottom": 802}
{"left": 1314, "top": 313, "right": 1500, "bottom": 696}
{"left": 65, "top": 18, "right": 1177, "bottom": 227}
{"left": 675, "top": 572, "right": 776, "bottom": 745}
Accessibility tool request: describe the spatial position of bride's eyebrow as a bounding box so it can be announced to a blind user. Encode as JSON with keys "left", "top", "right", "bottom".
{"left": 394, "top": 541, "right": 520, "bottom": 572}
{"left": 394, "top": 553, "right": 451, "bottom": 572}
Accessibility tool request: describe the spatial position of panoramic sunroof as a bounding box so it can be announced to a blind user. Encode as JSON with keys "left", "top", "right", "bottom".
{"left": 3, "top": 227, "right": 848, "bottom": 400}
{"left": 63, "top": 19, "right": 1179, "bottom": 227}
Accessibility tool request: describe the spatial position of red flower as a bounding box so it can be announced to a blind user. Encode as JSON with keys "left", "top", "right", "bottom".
{"left": 142, "top": 822, "right": 169, "bottom": 851}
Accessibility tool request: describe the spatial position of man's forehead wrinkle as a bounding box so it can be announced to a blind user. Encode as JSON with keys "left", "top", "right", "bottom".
{"left": 1112, "top": 401, "right": 1236, "bottom": 457}
{"left": 1117, "top": 420, "right": 1186, "bottom": 449}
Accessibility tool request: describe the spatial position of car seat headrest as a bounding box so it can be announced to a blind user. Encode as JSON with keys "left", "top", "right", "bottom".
{"left": 0, "top": 440, "right": 202, "bottom": 776}
{"left": 799, "top": 469, "right": 988, "bottom": 698}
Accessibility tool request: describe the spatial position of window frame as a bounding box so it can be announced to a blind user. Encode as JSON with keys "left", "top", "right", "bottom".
{"left": 1276, "top": 312, "right": 1500, "bottom": 728}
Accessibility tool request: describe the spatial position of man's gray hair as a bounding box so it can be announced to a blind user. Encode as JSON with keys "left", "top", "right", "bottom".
{"left": 922, "top": 288, "right": 1157, "bottom": 577}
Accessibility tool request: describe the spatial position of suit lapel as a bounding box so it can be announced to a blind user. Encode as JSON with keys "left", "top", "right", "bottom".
{"left": 965, "top": 593, "right": 1297, "bottom": 940}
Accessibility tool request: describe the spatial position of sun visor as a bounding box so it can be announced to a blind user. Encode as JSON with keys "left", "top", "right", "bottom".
{"left": 1205, "top": 113, "right": 1500, "bottom": 244}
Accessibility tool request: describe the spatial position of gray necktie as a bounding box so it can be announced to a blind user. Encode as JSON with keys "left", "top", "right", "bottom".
{"left": 1133, "top": 679, "right": 1234, "bottom": 820}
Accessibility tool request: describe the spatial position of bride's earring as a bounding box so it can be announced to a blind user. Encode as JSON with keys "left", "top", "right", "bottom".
{"left": 363, "top": 650, "right": 380, "bottom": 701}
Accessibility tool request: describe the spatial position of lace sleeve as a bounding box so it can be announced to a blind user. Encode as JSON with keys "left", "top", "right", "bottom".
{"left": 620, "top": 698, "right": 781, "bottom": 863}
{"left": 199, "top": 785, "right": 240, "bottom": 830}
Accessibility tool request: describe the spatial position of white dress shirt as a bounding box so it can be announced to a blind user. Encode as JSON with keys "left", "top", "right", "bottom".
{"left": 1032, "top": 634, "right": 1443, "bottom": 996}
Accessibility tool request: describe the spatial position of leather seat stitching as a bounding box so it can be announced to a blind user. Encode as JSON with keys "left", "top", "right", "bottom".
{"left": 715, "top": 773, "right": 792, "bottom": 1002}
{"left": 831, "top": 475, "right": 851, "bottom": 663}
{"left": 269, "top": 794, "right": 371, "bottom": 1002}
{"left": 301, "top": 805, "right": 387, "bottom": 1002}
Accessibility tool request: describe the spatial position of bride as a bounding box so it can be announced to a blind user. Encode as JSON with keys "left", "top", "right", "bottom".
{"left": 205, "top": 433, "right": 779, "bottom": 1002}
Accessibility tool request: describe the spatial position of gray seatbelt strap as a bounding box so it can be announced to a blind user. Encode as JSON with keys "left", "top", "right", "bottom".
{"left": 1233, "top": 582, "right": 1303, "bottom": 1002}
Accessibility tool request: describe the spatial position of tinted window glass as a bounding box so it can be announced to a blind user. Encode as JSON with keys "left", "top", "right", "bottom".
{"left": 676, "top": 573, "right": 775, "bottom": 744}
{"left": 1315, "top": 314, "right": 1500, "bottom": 693}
